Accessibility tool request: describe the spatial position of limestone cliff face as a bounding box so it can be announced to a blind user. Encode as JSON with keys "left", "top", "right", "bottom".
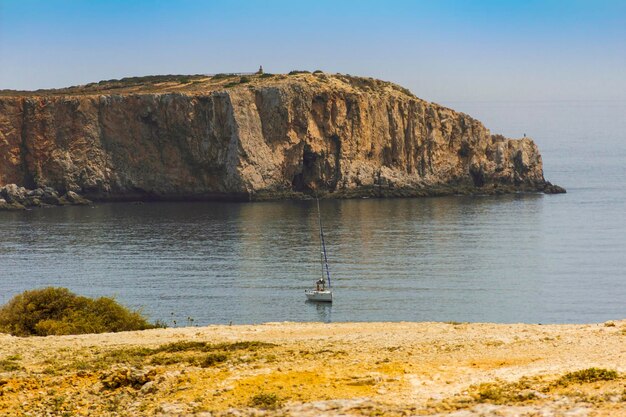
{"left": 0, "top": 73, "right": 562, "bottom": 200}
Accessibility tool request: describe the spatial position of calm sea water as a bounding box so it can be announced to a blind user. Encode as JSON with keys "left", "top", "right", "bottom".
{"left": 1, "top": 101, "right": 624, "bottom": 325}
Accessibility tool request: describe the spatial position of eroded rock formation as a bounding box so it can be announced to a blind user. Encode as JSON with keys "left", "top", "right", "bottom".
{"left": 0, "top": 73, "right": 564, "bottom": 202}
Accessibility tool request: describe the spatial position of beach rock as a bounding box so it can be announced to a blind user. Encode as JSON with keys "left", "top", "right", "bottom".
{"left": 27, "top": 188, "right": 44, "bottom": 197}
{"left": 0, "top": 183, "right": 89, "bottom": 209}
{"left": 41, "top": 190, "right": 62, "bottom": 205}
{"left": 1, "top": 184, "right": 27, "bottom": 203}
{"left": 0, "top": 199, "right": 25, "bottom": 211}
{"left": 100, "top": 366, "right": 156, "bottom": 390}
{"left": 543, "top": 182, "right": 567, "bottom": 194}
{"left": 139, "top": 380, "right": 158, "bottom": 394}
{"left": 0, "top": 187, "right": 28, "bottom": 210}
{"left": 63, "top": 190, "right": 92, "bottom": 205}
{"left": 156, "top": 402, "right": 187, "bottom": 416}
{"left": 0, "top": 73, "right": 563, "bottom": 200}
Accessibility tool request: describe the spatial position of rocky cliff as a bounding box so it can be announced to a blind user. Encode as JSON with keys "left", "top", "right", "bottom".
{"left": 0, "top": 73, "right": 564, "bottom": 201}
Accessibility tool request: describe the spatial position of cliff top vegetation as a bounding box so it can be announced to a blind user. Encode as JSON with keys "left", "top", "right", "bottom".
{"left": 0, "top": 71, "right": 417, "bottom": 99}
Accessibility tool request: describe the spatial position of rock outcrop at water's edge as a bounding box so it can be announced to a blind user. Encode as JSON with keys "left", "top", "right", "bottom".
{"left": 0, "top": 73, "right": 565, "bottom": 202}
{"left": 0, "top": 183, "right": 91, "bottom": 210}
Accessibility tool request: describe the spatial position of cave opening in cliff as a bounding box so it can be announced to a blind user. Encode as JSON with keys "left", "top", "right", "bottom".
{"left": 291, "top": 144, "right": 318, "bottom": 193}
{"left": 469, "top": 165, "right": 485, "bottom": 187}
{"left": 292, "top": 136, "right": 342, "bottom": 194}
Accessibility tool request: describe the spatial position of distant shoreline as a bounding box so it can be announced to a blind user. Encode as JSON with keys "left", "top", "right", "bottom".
{"left": 0, "top": 181, "right": 565, "bottom": 212}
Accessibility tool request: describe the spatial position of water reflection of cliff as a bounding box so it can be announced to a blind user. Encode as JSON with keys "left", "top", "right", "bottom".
{"left": 1, "top": 195, "right": 550, "bottom": 324}
{"left": 234, "top": 195, "right": 546, "bottom": 323}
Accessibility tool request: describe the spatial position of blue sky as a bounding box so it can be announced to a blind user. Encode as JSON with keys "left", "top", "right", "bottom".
{"left": 1, "top": 0, "right": 625, "bottom": 101}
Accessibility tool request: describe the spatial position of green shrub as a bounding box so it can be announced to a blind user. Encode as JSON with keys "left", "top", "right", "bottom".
{"left": 556, "top": 368, "right": 619, "bottom": 386}
{"left": 0, "top": 287, "right": 157, "bottom": 336}
{"left": 392, "top": 84, "right": 413, "bottom": 96}
{"left": 470, "top": 378, "right": 537, "bottom": 404}
{"left": 149, "top": 354, "right": 187, "bottom": 366}
{"left": 259, "top": 73, "right": 274, "bottom": 78}
{"left": 239, "top": 76, "right": 251, "bottom": 84}
{"left": 249, "top": 392, "right": 282, "bottom": 409}
{"left": 154, "top": 341, "right": 209, "bottom": 353}
{"left": 199, "top": 353, "right": 228, "bottom": 367}
{"left": 288, "top": 70, "right": 311, "bottom": 75}
{"left": 0, "top": 355, "right": 23, "bottom": 371}
{"left": 212, "top": 73, "right": 238, "bottom": 79}
{"left": 214, "top": 341, "right": 275, "bottom": 351}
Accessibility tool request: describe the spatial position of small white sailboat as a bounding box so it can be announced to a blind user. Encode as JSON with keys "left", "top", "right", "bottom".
{"left": 305, "top": 198, "right": 333, "bottom": 302}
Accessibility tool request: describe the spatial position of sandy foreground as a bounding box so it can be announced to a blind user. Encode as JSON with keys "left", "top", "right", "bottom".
{"left": 0, "top": 321, "right": 625, "bottom": 416}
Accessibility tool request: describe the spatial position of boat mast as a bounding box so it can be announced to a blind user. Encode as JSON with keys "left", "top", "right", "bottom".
{"left": 316, "top": 197, "right": 332, "bottom": 288}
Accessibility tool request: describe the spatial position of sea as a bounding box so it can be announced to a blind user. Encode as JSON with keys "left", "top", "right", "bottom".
{"left": 1, "top": 101, "right": 624, "bottom": 325}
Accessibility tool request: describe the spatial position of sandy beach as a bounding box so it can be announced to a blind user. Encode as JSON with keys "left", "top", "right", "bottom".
{"left": 1, "top": 320, "right": 625, "bottom": 416}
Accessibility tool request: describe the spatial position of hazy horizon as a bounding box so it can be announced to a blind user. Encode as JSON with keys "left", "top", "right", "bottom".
{"left": 1, "top": 0, "right": 625, "bottom": 103}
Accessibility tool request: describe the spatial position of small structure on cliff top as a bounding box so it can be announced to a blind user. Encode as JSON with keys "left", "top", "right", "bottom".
{"left": 256, "top": 65, "right": 263, "bottom": 75}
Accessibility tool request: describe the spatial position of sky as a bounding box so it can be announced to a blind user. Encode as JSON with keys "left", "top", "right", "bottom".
{"left": 1, "top": 0, "right": 625, "bottom": 102}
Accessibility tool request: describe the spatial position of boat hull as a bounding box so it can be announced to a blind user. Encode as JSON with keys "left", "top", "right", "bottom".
{"left": 305, "top": 289, "right": 333, "bottom": 302}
